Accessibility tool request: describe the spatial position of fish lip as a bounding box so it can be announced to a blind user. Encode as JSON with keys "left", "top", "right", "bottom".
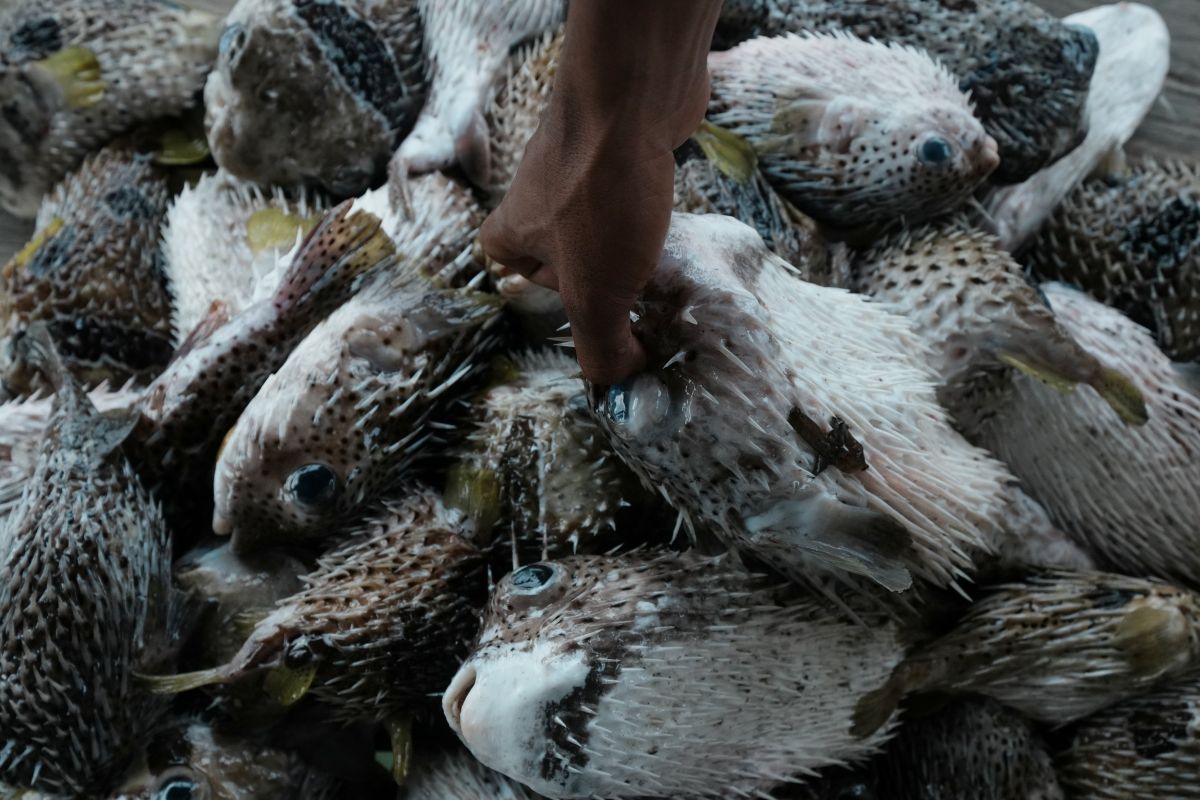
{"left": 442, "top": 663, "right": 477, "bottom": 737}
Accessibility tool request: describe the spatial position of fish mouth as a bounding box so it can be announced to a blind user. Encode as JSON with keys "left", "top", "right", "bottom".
{"left": 442, "top": 664, "right": 477, "bottom": 737}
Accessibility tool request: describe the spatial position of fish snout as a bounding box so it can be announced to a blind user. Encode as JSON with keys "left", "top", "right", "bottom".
{"left": 977, "top": 133, "right": 1001, "bottom": 174}
{"left": 443, "top": 663, "right": 477, "bottom": 738}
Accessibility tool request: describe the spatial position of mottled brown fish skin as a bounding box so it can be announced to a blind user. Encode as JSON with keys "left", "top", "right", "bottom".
{"left": 0, "top": 0, "right": 218, "bottom": 217}
{"left": 0, "top": 331, "right": 184, "bottom": 796}
{"left": 0, "top": 142, "right": 176, "bottom": 396}
{"left": 714, "top": 0, "right": 1097, "bottom": 183}
{"left": 1027, "top": 161, "right": 1200, "bottom": 362}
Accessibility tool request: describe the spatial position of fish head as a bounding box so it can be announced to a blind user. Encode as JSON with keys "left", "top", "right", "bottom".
{"left": 204, "top": 2, "right": 395, "bottom": 195}
{"left": 214, "top": 283, "right": 499, "bottom": 551}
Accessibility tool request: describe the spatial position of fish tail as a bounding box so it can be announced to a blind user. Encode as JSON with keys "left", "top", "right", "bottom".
{"left": 1114, "top": 605, "right": 1189, "bottom": 678}
{"left": 263, "top": 664, "right": 317, "bottom": 706}
{"left": 138, "top": 666, "right": 230, "bottom": 695}
{"left": 1089, "top": 366, "right": 1149, "bottom": 426}
{"left": 29, "top": 47, "right": 107, "bottom": 109}
{"left": 271, "top": 201, "right": 395, "bottom": 319}
{"left": 851, "top": 674, "right": 905, "bottom": 739}
{"left": 692, "top": 120, "right": 758, "bottom": 184}
{"left": 445, "top": 462, "right": 502, "bottom": 541}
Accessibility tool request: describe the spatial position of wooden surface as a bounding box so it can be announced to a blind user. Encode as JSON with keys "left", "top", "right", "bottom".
{"left": 0, "top": 0, "right": 1195, "bottom": 262}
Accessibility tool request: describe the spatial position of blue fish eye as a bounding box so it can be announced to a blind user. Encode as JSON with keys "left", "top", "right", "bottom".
{"left": 156, "top": 776, "right": 198, "bottom": 800}
{"left": 606, "top": 384, "right": 629, "bottom": 424}
{"left": 287, "top": 463, "right": 339, "bottom": 508}
{"left": 511, "top": 563, "right": 557, "bottom": 593}
{"left": 218, "top": 24, "right": 245, "bottom": 57}
{"left": 919, "top": 137, "right": 953, "bottom": 165}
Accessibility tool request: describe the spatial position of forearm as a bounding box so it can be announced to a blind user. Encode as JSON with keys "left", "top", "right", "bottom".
{"left": 553, "top": 0, "right": 723, "bottom": 152}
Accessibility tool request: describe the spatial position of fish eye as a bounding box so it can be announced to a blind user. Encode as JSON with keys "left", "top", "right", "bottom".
{"left": 218, "top": 24, "right": 245, "bottom": 57}
{"left": 605, "top": 384, "right": 629, "bottom": 424}
{"left": 836, "top": 784, "right": 873, "bottom": 800}
{"left": 155, "top": 768, "right": 209, "bottom": 800}
{"left": 286, "top": 463, "right": 339, "bottom": 509}
{"left": 510, "top": 563, "right": 559, "bottom": 595}
{"left": 918, "top": 136, "right": 953, "bottom": 166}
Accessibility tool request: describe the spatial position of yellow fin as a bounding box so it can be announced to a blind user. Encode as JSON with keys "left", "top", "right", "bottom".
{"left": 137, "top": 667, "right": 228, "bottom": 695}
{"left": 246, "top": 208, "right": 320, "bottom": 254}
{"left": 4, "top": 218, "right": 64, "bottom": 278}
{"left": 263, "top": 664, "right": 316, "bottom": 706}
{"left": 996, "top": 350, "right": 1079, "bottom": 394}
{"left": 32, "top": 47, "right": 106, "bottom": 109}
{"left": 850, "top": 675, "right": 904, "bottom": 739}
{"left": 387, "top": 716, "right": 414, "bottom": 786}
{"left": 445, "top": 463, "right": 502, "bottom": 539}
{"left": 692, "top": 120, "right": 758, "bottom": 184}
{"left": 1090, "top": 366, "right": 1149, "bottom": 426}
{"left": 154, "top": 128, "right": 211, "bottom": 166}
{"left": 1114, "top": 605, "right": 1189, "bottom": 678}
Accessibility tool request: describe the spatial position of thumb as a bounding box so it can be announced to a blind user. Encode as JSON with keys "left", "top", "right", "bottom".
{"left": 479, "top": 206, "right": 544, "bottom": 283}
{"left": 561, "top": 288, "right": 647, "bottom": 386}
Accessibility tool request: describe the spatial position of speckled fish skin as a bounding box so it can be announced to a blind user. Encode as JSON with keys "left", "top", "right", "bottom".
{"left": 485, "top": 31, "right": 560, "bottom": 202}
{"left": 0, "top": 0, "right": 218, "bottom": 218}
{"left": 205, "top": 0, "right": 424, "bottom": 196}
{"left": 404, "top": 745, "right": 547, "bottom": 800}
{"left": 953, "top": 283, "right": 1200, "bottom": 587}
{"left": 129, "top": 202, "right": 394, "bottom": 538}
{"left": 868, "top": 699, "right": 1064, "bottom": 800}
{"left": 0, "top": 331, "right": 185, "bottom": 796}
{"left": 0, "top": 143, "right": 175, "bottom": 396}
{"left": 148, "top": 491, "right": 488, "bottom": 725}
{"left": 212, "top": 176, "right": 499, "bottom": 553}
{"left": 707, "top": 33, "right": 999, "bottom": 227}
{"left": 442, "top": 551, "right": 905, "bottom": 799}
{"left": 110, "top": 719, "right": 344, "bottom": 800}
{"left": 592, "top": 213, "right": 1021, "bottom": 595}
{"left": 447, "top": 350, "right": 628, "bottom": 559}
{"left": 1057, "top": 672, "right": 1200, "bottom": 800}
{"left": 714, "top": 0, "right": 1097, "bottom": 185}
{"left": 1027, "top": 161, "right": 1200, "bottom": 362}
{"left": 397, "top": 0, "right": 564, "bottom": 184}
{"left": 163, "top": 169, "right": 329, "bottom": 346}
{"left": 853, "top": 571, "right": 1200, "bottom": 737}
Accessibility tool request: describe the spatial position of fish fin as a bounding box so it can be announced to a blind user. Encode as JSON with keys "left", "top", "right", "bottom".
{"left": 770, "top": 94, "right": 862, "bottom": 152}
{"left": 3, "top": 218, "right": 64, "bottom": 278}
{"left": 232, "top": 608, "right": 272, "bottom": 641}
{"left": 246, "top": 208, "right": 321, "bottom": 255}
{"left": 138, "top": 667, "right": 230, "bottom": 695}
{"left": 29, "top": 47, "right": 106, "bottom": 109}
{"left": 170, "top": 300, "right": 232, "bottom": 363}
{"left": 445, "top": 463, "right": 502, "bottom": 542}
{"left": 851, "top": 674, "right": 905, "bottom": 738}
{"left": 692, "top": 120, "right": 758, "bottom": 184}
{"left": 271, "top": 201, "right": 394, "bottom": 318}
{"left": 1114, "top": 605, "right": 1189, "bottom": 678}
{"left": 1090, "top": 366, "right": 1148, "bottom": 426}
{"left": 996, "top": 349, "right": 1081, "bottom": 394}
{"left": 387, "top": 716, "right": 414, "bottom": 786}
{"left": 153, "top": 127, "right": 211, "bottom": 166}
{"left": 263, "top": 664, "right": 316, "bottom": 706}
{"left": 455, "top": 109, "right": 492, "bottom": 189}
{"left": 745, "top": 495, "right": 913, "bottom": 592}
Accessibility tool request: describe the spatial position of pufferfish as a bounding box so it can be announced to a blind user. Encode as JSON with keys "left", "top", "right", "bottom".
{"left": 395, "top": 0, "right": 564, "bottom": 185}
{"left": 445, "top": 350, "right": 633, "bottom": 560}
{"left": 0, "top": 141, "right": 176, "bottom": 395}
{"left": 713, "top": 0, "right": 1098, "bottom": 185}
{"left": 592, "top": 212, "right": 1042, "bottom": 596}
{"left": 1056, "top": 671, "right": 1200, "bottom": 800}
{"left": 403, "top": 744, "right": 548, "bottom": 800}
{"left": 0, "top": 0, "right": 219, "bottom": 217}
{"left": 442, "top": 551, "right": 906, "bottom": 799}
{"left": 852, "top": 570, "right": 1200, "bottom": 738}
{"left": 162, "top": 168, "right": 329, "bottom": 346}
{"left": 205, "top": 0, "right": 425, "bottom": 196}
{"left": 706, "top": 32, "right": 999, "bottom": 227}
{"left": 0, "top": 329, "right": 186, "bottom": 797}
{"left": 144, "top": 491, "right": 489, "bottom": 782}
{"left": 211, "top": 176, "right": 500, "bottom": 553}
{"left": 1027, "top": 160, "right": 1200, "bottom": 362}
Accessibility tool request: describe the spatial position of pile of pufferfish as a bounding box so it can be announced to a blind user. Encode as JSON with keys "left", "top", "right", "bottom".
{"left": 0, "top": 0, "right": 1196, "bottom": 797}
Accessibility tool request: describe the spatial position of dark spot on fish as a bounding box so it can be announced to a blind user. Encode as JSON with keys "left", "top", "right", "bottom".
{"left": 293, "top": 0, "right": 414, "bottom": 127}
{"left": 1123, "top": 197, "right": 1200, "bottom": 270}
{"left": 1130, "top": 705, "right": 1191, "bottom": 759}
{"left": 541, "top": 640, "right": 624, "bottom": 786}
{"left": 45, "top": 316, "right": 174, "bottom": 376}
{"left": 103, "top": 187, "right": 156, "bottom": 221}
{"left": 788, "top": 408, "right": 868, "bottom": 474}
{"left": 9, "top": 17, "right": 62, "bottom": 60}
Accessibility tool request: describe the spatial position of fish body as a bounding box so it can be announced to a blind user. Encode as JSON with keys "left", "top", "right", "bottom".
{"left": 163, "top": 169, "right": 328, "bottom": 346}
{"left": 854, "top": 571, "right": 1200, "bottom": 736}
{"left": 147, "top": 491, "right": 488, "bottom": 725}
{"left": 404, "top": 745, "right": 547, "bottom": 800}
{"left": 212, "top": 176, "right": 498, "bottom": 552}
{"left": 0, "top": 331, "right": 184, "bottom": 796}
{"left": 443, "top": 551, "right": 905, "bottom": 798}
{"left": 0, "top": 143, "right": 176, "bottom": 394}
{"left": 0, "top": 0, "right": 218, "bottom": 217}
{"left": 593, "top": 213, "right": 1018, "bottom": 595}
{"left": 955, "top": 283, "right": 1200, "bottom": 586}
{"left": 447, "top": 350, "right": 628, "bottom": 559}
{"left": 714, "top": 0, "right": 1097, "bottom": 184}
{"left": 397, "top": 0, "right": 564, "bottom": 184}
{"left": 1028, "top": 160, "right": 1200, "bottom": 361}
{"left": 485, "top": 31, "right": 560, "bottom": 202}
{"left": 1057, "top": 672, "right": 1200, "bottom": 800}
{"left": 205, "top": 0, "right": 424, "bottom": 195}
